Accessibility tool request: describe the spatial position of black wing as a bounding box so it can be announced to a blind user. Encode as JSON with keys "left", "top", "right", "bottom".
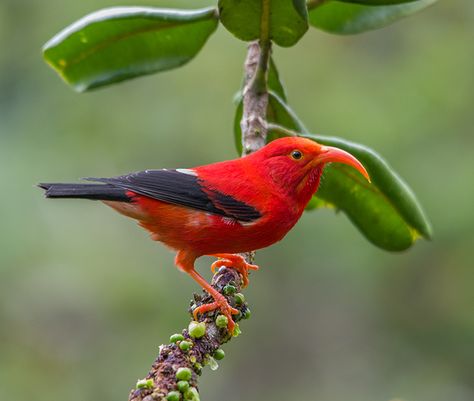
{"left": 87, "top": 169, "right": 261, "bottom": 223}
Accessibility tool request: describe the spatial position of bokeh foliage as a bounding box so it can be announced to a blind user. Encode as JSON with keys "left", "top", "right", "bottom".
{"left": 1, "top": 1, "right": 473, "bottom": 401}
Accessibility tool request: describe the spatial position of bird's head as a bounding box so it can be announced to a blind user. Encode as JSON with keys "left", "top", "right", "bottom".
{"left": 253, "top": 137, "right": 370, "bottom": 207}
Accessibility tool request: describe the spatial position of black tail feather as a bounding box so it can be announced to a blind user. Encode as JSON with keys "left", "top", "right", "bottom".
{"left": 38, "top": 183, "right": 131, "bottom": 202}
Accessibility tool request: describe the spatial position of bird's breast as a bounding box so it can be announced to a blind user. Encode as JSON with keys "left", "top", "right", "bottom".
{"left": 106, "top": 187, "right": 301, "bottom": 256}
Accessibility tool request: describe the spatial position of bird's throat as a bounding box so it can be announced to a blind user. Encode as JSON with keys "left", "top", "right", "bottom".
{"left": 296, "top": 165, "right": 324, "bottom": 210}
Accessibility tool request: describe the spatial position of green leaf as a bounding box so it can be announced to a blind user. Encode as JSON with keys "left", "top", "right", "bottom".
{"left": 308, "top": 0, "right": 436, "bottom": 35}
{"left": 218, "top": 0, "right": 308, "bottom": 47}
{"left": 43, "top": 7, "right": 218, "bottom": 91}
{"left": 233, "top": 101, "right": 244, "bottom": 154}
{"left": 267, "top": 92, "right": 308, "bottom": 135}
{"left": 303, "top": 134, "right": 432, "bottom": 251}
{"left": 268, "top": 58, "right": 287, "bottom": 102}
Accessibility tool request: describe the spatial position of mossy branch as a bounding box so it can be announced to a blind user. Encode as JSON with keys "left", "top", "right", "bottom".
{"left": 128, "top": 267, "right": 250, "bottom": 401}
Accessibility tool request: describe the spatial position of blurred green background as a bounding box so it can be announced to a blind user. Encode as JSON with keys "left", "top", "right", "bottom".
{"left": 1, "top": 1, "right": 473, "bottom": 401}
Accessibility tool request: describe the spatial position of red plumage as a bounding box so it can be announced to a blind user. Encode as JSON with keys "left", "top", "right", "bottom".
{"left": 40, "top": 137, "right": 369, "bottom": 331}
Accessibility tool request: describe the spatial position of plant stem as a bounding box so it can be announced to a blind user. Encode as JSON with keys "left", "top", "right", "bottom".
{"left": 128, "top": 36, "right": 272, "bottom": 401}
{"left": 240, "top": 0, "right": 272, "bottom": 156}
{"left": 240, "top": 41, "right": 271, "bottom": 155}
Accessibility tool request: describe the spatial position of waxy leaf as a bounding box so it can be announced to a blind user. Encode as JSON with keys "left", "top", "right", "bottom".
{"left": 218, "top": 0, "right": 308, "bottom": 47}
{"left": 266, "top": 92, "right": 307, "bottom": 137}
{"left": 308, "top": 0, "right": 436, "bottom": 35}
{"left": 304, "top": 134, "right": 432, "bottom": 250}
{"left": 268, "top": 58, "right": 287, "bottom": 102}
{"left": 43, "top": 7, "right": 218, "bottom": 91}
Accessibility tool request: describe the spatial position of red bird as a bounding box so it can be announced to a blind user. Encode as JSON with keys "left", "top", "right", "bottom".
{"left": 40, "top": 137, "right": 369, "bottom": 331}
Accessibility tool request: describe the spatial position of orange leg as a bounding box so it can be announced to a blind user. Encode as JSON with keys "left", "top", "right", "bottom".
{"left": 175, "top": 251, "right": 239, "bottom": 333}
{"left": 210, "top": 253, "right": 259, "bottom": 288}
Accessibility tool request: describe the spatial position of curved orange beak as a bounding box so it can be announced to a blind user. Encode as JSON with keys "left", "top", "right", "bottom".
{"left": 315, "top": 145, "right": 371, "bottom": 182}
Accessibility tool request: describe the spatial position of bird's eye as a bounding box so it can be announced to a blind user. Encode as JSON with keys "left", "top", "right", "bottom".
{"left": 290, "top": 150, "right": 303, "bottom": 160}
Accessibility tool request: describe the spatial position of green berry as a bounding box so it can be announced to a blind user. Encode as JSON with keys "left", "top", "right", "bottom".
{"left": 170, "top": 333, "right": 184, "bottom": 343}
{"left": 188, "top": 321, "right": 206, "bottom": 339}
{"left": 184, "top": 387, "right": 200, "bottom": 401}
{"left": 213, "top": 348, "right": 225, "bottom": 360}
{"left": 243, "top": 308, "right": 251, "bottom": 319}
{"left": 179, "top": 341, "right": 192, "bottom": 351}
{"left": 136, "top": 378, "right": 154, "bottom": 390}
{"left": 234, "top": 293, "right": 245, "bottom": 305}
{"left": 232, "top": 323, "right": 242, "bottom": 337}
{"left": 189, "top": 356, "right": 197, "bottom": 364}
{"left": 215, "top": 315, "right": 228, "bottom": 328}
{"left": 223, "top": 284, "right": 237, "bottom": 295}
{"left": 194, "top": 362, "right": 203, "bottom": 374}
{"left": 177, "top": 380, "right": 190, "bottom": 393}
{"left": 176, "top": 367, "right": 192, "bottom": 381}
{"left": 166, "top": 391, "right": 181, "bottom": 401}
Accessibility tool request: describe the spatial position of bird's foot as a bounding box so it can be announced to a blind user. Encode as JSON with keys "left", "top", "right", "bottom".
{"left": 211, "top": 254, "right": 259, "bottom": 288}
{"left": 193, "top": 292, "right": 239, "bottom": 333}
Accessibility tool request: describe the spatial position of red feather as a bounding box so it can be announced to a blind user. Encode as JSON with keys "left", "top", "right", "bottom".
{"left": 42, "top": 137, "right": 369, "bottom": 332}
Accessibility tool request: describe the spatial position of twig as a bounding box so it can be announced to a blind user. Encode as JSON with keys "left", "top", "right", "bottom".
{"left": 240, "top": 42, "right": 270, "bottom": 155}
{"left": 241, "top": 0, "right": 271, "bottom": 155}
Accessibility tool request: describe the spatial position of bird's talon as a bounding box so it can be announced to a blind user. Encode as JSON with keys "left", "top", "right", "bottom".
{"left": 211, "top": 254, "right": 260, "bottom": 288}
{"left": 210, "top": 259, "right": 231, "bottom": 274}
{"left": 193, "top": 302, "right": 218, "bottom": 321}
{"left": 247, "top": 264, "right": 259, "bottom": 271}
{"left": 193, "top": 294, "right": 239, "bottom": 332}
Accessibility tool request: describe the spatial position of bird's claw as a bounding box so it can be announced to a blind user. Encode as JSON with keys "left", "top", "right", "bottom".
{"left": 193, "top": 293, "right": 239, "bottom": 333}
{"left": 211, "top": 255, "right": 259, "bottom": 288}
